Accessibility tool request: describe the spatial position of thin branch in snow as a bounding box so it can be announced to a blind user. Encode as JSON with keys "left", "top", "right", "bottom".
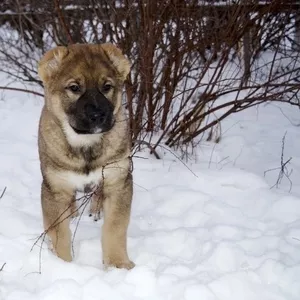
{"left": 0, "top": 262, "right": 6, "bottom": 271}
{"left": 0, "top": 187, "right": 7, "bottom": 199}
{"left": 208, "top": 141, "right": 218, "bottom": 169}
{"left": 233, "top": 145, "right": 245, "bottom": 166}
{"left": 133, "top": 182, "right": 149, "bottom": 192}
{"left": 131, "top": 155, "right": 149, "bottom": 160}
{"left": 264, "top": 132, "right": 293, "bottom": 192}
{"left": 134, "top": 140, "right": 161, "bottom": 159}
{"left": 276, "top": 105, "right": 300, "bottom": 127}
{"left": 157, "top": 144, "right": 199, "bottom": 178}
{"left": 217, "top": 156, "right": 231, "bottom": 170}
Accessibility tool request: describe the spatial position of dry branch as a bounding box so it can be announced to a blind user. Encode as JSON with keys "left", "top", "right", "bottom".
{"left": 0, "top": 86, "right": 43, "bottom": 97}
{"left": 0, "top": 0, "right": 299, "bottom": 156}
{"left": 0, "top": 262, "right": 6, "bottom": 271}
{"left": 264, "top": 132, "right": 293, "bottom": 192}
{"left": 0, "top": 187, "right": 6, "bottom": 199}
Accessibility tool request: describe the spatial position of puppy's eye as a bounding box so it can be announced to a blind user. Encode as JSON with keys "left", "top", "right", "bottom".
{"left": 102, "top": 83, "right": 113, "bottom": 93}
{"left": 68, "top": 84, "right": 80, "bottom": 93}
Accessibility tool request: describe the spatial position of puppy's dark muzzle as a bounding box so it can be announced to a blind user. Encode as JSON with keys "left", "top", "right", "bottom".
{"left": 84, "top": 103, "right": 108, "bottom": 126}
{"left": 70, "top": 88, "right": 114, "bottom": 134}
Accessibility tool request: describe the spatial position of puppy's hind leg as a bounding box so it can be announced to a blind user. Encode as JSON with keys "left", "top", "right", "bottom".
{"left": 89, "top": 187, "right": 104, "bottom": 221}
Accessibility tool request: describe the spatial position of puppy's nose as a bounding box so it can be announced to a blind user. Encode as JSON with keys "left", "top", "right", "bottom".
{"left": 84, "top": 103, "right": 106, "bottom": 123}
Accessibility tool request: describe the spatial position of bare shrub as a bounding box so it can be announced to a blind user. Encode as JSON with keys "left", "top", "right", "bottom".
{"left": 0, "top": 0, "right": 299, "bottom": 156}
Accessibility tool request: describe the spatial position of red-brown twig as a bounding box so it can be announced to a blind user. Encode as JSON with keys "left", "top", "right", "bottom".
{"left": 53, "top": 0, "right": 74, "bottom": 44}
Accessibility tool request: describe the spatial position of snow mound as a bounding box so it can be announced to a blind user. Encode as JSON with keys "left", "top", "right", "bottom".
{"left": 1, "top": 91, "right": 300, "bottom": 299}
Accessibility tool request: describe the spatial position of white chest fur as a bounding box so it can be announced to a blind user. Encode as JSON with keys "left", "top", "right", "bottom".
{"left": 49, "top": 158, "right": 130, "bottom": 192}
{"left": 62, "top": 121, "right": 102, "bottom": 148}
{"left": 59, "top": 168, "right": 104, "bottom": 191}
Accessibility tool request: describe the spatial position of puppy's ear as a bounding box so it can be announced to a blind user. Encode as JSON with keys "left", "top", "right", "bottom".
{"left": 101, "top": 43, "right": 131, "bottom": 80}
{"left": 38, "top": 46, "right": 69, "bottom": 83}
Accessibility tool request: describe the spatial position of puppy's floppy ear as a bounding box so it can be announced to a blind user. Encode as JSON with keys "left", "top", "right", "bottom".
{"left": 38, "top": 46, "right": 69, "bottom": 83}
{"left": 101, "top": 43, "right": 131, "bottom": 80}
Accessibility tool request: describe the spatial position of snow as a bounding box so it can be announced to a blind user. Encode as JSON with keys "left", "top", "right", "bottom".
{"left": 0, "top": 76, "right": 300, "bottom": 300}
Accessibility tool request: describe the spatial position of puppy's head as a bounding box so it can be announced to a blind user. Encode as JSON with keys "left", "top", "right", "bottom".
{"left": 38, "top": 43, "right": 130, "bottom": 135}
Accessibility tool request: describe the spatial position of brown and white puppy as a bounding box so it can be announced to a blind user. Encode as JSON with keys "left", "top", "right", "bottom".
{"left": 38, "top": 43, "right": 134, "bottom": 269}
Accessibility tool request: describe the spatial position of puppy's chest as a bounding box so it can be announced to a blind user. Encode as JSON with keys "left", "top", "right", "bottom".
{"left": 66, "top": 147, "right": 103, "bottom": 191}
{"left": 56, "top": 157, "right": 129, "bottom": 192}
{"left": 73, "top": 146, "right": 99, "bottom": 169}
{"left": 62, "top": 168, "right": 104, "bottom": 192}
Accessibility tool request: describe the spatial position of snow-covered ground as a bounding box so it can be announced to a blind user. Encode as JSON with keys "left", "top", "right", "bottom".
{"left": 0, "top": 75, "right": 300, "bottom": 300}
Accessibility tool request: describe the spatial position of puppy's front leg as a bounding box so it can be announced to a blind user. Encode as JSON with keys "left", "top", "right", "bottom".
{"left": 41, "top": 181, "right": 73, "bottom": 262}
{"left": 102, "top": 173, "right": 134, "bottom": 269}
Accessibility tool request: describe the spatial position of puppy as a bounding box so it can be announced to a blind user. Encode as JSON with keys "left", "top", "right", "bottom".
{"left": 38, "top": 43, "right": 134, "bottom": 269}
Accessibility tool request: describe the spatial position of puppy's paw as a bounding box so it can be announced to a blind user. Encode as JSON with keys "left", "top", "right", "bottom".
{"left": 116, "top": 260, "right": 135, "bottom": 270}
{"left": 45, "top": 236, "right": 72, "bottom": 262}
{"left": 104, "top": 259, "right": 135, "bottom": 270}
{"left": 89, "top": 211, "right": 101, "bottom": 222}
